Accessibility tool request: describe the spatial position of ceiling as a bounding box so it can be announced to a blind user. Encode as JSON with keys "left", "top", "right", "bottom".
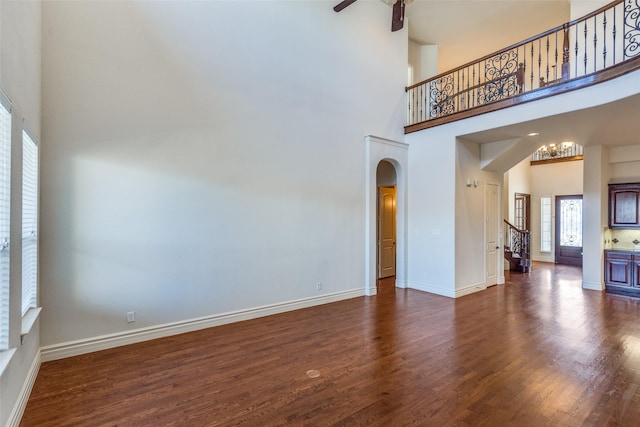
{"left": 403, "top": 0, "right": 640, "bottom": 163}
{"left": 460, "top": 92, "right": 640, "bottom": 149}
{"left": 405, "top": 0, "right": 571, "bottom": 72}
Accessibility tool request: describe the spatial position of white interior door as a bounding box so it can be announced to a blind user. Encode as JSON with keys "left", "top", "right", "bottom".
{"left": 486, "top": 183, "right": 499, "bottom": 286}
{"left": 378, "top": 186, "right": 396, "bottom": 279}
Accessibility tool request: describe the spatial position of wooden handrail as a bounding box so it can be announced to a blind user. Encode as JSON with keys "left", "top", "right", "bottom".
{"left": 405, "top": 55, "right": 640, "bottom": 133}
{"left": 504, "top": 219, "right": 527, "bottom": 233}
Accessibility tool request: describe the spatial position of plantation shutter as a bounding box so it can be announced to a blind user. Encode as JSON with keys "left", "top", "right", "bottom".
{"left": 22, "top": 128, "right": 38, "bottom": 316}
{"left": 0, "top": 92, "right": 11, "bottom": 350}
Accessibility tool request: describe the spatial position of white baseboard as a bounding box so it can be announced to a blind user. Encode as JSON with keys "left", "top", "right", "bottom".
{"left": 41, "top": 289, "right": 364, "bottom": 362}
{"left": 406, "top": 281, "right": 487, "bottom": 298}
{"left": 407, "top": 281, "right": 455, "bottom": 298}
{"left": 455, "top": 282, "right": 487, "bottom": 298}
{"left": 7, "top": 351, "right": 40, "bottom": 427}
{"left": 582, "top": 281, "right": 604, "bottom": 291}
{"left": 395, "top": 279, "right": 408, "bottom": 288}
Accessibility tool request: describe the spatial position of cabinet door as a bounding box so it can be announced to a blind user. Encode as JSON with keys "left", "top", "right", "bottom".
{"left": 609, "top": 184, "right": 640, "bottom": 228}
{"left": 633, "top": 258, "right": 640, "bottom": 288}
{"left": 604, "top": 252, "right": 632, "bottom": 287}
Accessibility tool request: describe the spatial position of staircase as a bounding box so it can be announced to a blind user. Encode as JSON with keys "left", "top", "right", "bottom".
{"left": 504, "top": 220, "right": 531, "bottom": 273}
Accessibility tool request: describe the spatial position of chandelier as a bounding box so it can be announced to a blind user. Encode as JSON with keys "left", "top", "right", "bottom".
{"left": 531, "top": 141, "right": 583, "bottom": 163}
{"left": 538, "top": 142, "right": 573, "bottom": 159}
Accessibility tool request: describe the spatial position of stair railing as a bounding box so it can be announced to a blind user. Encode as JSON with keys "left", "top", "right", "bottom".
{"left": 504, "top": 219, "right": 531, "bottom": 272}
{"left": 406, "top": 0, "right": 639, "bottom": 128}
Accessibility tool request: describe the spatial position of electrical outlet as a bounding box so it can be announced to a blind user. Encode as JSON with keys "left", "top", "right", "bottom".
{"left": 127, "top": 311, "right": 135, "bottom": 323}
{"left": 316, "top": 282, "right": 322, "bottom": 291}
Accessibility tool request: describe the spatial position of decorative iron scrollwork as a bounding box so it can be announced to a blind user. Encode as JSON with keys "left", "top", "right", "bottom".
{"left": 428, "top": 75, "right": 455, "bottom": 118}
{"left": 625, "top": 0, "right": 640, "bottom": 58}
{"left": 478, "top": 50, "right": 520, "bottom": 104}
{"left": 510, "top": 228, "right": 523, "bottom": 255}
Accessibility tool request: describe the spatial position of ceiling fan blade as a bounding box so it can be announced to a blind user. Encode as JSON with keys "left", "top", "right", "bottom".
{"left": 333, "top": 0, "right": 357, "bottom": 13}
{"left": 391, "top": 0, "right": 405, "bottom": 32}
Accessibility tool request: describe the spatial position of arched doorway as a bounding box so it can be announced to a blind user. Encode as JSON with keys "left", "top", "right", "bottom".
{"left": 364, "top": 135, "right": 408, "bottom": 296}
{"left": 377, "top": 161, "right": 397, "bottom": 287}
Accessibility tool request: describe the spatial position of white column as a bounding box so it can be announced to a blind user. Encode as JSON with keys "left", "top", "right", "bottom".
{"left": 582, "top": 145, "right": 610, "bottom": 290}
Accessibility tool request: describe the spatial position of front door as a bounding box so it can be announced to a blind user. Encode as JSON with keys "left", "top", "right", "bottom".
{"left": 378, "top": 187, "right": 396, "bottom": 279}
{"left": 555, "top": 195, "right": 583, "bottom": 266}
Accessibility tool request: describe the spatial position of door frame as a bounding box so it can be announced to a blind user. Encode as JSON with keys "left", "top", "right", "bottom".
{"left": 555, "top": 194, "right": 583, "bottom": 266}
{"left": 365, "top": 136, "right": 408, "bottom": 296}
{"left": 514, "top": 193, "right": 531, "bottom": 230}
{"left": 485, "top": 181, "right": 504, "bottom": 287}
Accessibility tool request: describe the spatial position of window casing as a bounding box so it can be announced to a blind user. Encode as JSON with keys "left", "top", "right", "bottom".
{"left": 541, "top": 196, "right": 552, "bottom": 253}
{"left": 0, "top": 92, "right": 11, "bottom": 350}
{"left": 22, "top": 128, "right": 38, "bottom": 316}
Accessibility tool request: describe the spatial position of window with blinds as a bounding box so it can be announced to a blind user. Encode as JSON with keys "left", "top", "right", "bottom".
{"left": 541, "top": 196, "right": 552, "bottom": 253}
{"left": 0, "top": 93, "right": 11, "bottom": 350}
{"left": 22, "top": 129, "right": 38, "bottom": 317}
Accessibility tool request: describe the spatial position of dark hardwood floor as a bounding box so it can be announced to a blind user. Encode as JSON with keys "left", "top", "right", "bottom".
{"left": 21, "top": 263, "right": 640, "bottom": 426}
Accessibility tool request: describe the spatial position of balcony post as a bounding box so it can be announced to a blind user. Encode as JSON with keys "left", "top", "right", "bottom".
{"left": 562, "top": 23, "right": 571, "bottom": 80}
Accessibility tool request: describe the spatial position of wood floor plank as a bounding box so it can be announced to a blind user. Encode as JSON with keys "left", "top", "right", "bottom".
{"left": 21, "top": 263, "right": 640, "bottom": 426}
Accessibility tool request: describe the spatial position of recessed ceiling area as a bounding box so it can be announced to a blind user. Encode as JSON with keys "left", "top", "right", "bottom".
{"left": 461, "top": 92, "right": 640, "bottom": 150}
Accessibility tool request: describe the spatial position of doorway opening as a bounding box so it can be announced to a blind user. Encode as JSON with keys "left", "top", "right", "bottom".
{"left": 555, "top": 194, "right": 583, "bottom": 266}
{"left": 364, "top": 135, "right": 408, "bottom": 296}
{"left": 514, "top": 193, "right": 531, "bottom": 231}
{"left": 377, "top": 161, "right": 397, "bottom": 290}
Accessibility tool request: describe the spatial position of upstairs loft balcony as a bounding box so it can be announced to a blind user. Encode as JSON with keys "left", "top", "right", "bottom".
{"left": 406, "top": 0, "right": 640, "bottom": 134}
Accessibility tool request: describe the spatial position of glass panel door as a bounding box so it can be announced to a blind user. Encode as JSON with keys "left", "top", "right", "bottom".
{"left": 555, "top": 195, "right": 583, "bottom": 266}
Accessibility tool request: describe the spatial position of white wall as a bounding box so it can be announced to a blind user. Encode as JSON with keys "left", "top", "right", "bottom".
{"left": 408, "top": 39, "right": 438, "bottom": 84}
{"left": 609, "top": 145, "right": 640, "bottom": 183}
{"left": 406, "top": 127, "right": 456, "bottom": 296}
{"left": 570, "top": 0, "right": 611, "bottom": 20}
{"left": 504, "top": 157, "right": 530, "bottom": 224}
{"left": 377, "top": 160, "right": 397, "bottom": 187}
{"left": 40, "top": 1, "right": 407, "bottom": 351}
{"left": 455, "top": 138, "right": 503, "bottom": 293}
{"left": 0, "top": 0, "right": 41, "bottom": 425}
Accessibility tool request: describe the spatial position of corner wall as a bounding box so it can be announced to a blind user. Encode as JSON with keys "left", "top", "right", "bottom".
{"left": 0, "top": 1, "right": 42, "bottom": 425}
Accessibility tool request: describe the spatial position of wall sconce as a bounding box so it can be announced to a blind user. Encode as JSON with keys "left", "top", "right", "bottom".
{"left": 473, "top": 179, "right": 479, "bottom": 188}
{"left": 466, "top": 179, "right": 472, "bottom": 187}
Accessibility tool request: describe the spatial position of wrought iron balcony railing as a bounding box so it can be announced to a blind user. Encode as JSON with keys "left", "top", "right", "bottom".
{"left": 406, "top": 0, "right": 640, "bottom": 132}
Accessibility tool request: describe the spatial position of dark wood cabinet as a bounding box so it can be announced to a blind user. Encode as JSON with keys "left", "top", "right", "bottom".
{"left": 633, "top": 258, "right": 640, "bottom": 288}
{"left": 604, "top": 250, "right": 640, "bottom": 297}
{"left": 609, "top": 183, "right": 640, "bottom": 228}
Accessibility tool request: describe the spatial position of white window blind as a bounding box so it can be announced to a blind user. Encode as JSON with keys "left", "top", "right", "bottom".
{"left": 22, "top": 129, "right": 38, "bottom": 316}
{"left": 541, "top": 196, "right": 552, "bottom": 253}
{"left": 0, "top": 92, "right": 12, "bottom": 350}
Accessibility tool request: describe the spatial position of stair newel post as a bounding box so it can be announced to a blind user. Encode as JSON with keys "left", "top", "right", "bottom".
{"left": 562, "top": 23, "right": 571, "bottom": 80}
